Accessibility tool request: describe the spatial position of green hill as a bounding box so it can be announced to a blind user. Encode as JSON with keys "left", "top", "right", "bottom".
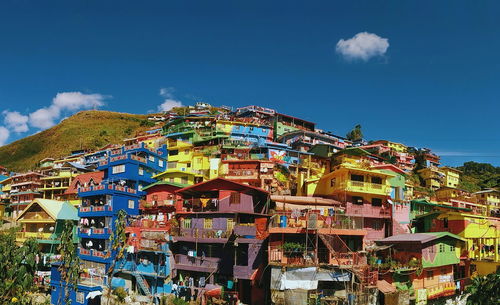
{"left": 0, "top": 110, "right": 157, "bottom": 172}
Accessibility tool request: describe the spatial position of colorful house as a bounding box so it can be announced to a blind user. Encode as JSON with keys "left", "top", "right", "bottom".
{"left": 313, "top": 148, "right": 394, "bottom": 242}
{"left": 413, "top": 208, "right": 500, "bottom": 276}
{"left": 115, "top": 181, "right": 185, "bottom": 298}
{"left": 170, "top": 178, "right": 270, "bottom": 305}
{"left": 64, "top": 171, "right": 105, "bottom": 206}
{"left": 9, "top": 172, "right": 44, "bottom": 219}
{"left": 439, "top": 167, "right": 461, "bottom": 189}
{"left": 474, "top": 189, "right": 500, "bottom": 217}
{"left": 375, "top": 232, "right": 465, "bottom": 301}
{"left": 417, "top": 167, "right": 444, "bottom": 190}
{"left": 51, "top": 143, "right": 167, "bottom": 305}
{"left": 15, "top": 199, "right": 78, "bottom": 265}
{"left": 39, "top": 162, "right": 90, "bottom": 201}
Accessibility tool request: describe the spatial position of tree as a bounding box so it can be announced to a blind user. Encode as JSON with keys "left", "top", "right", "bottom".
{"left": 346, "top": 124, "right": 363, "bottom": 141}
{"left": 57, "top": 220, "right": 80, "bottom": 305}
{"left": 0, "top": 227, "right": 40, "bottom": 304}
{"left": 466, "top": 269, "right": 500, "bottom": 305}
{"left": 106, "top": 210, "right": 128, "bottom": 305}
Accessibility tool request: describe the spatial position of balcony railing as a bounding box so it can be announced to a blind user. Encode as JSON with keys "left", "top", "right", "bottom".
{"left": 174, "top": 254, "right": 220, "bottom": 271}
{"left": 16, "top": 232, "right": 53, "bottom": 240}
{"left": 268, "top": 245, "right": 360, "bottom": 266}
{"left": 79, "top": 205, "right": 112, "bottom": 213}
{"left": 79, "top": 183, "right": 137, "bottom": 195}
{"left": 78, "top": 227, "right": 111, "bottom": 235}
{"left": 173, "top": 228, "right": 232, "bottom": 239}
{"left": 78, "top": 248, "right": 109, "bottom": 259}
{"left": 270, "top": 212, "right": 364, "bottom": 230}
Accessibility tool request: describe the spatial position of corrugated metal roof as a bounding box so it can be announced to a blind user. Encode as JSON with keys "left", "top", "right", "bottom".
{"left": 376, "top": 232, "right": 465, "bottom": 244}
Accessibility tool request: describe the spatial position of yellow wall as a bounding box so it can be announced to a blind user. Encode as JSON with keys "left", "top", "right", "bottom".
{"left": 440, "top": 167, "right": 461, "bottom": 188}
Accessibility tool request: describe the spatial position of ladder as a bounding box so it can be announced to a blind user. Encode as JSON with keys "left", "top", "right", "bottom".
{"left": 134, "top": 271, "right": 152, "bottom": 297}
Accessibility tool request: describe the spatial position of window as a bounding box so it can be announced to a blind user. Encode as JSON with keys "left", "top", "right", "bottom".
{"left": 182, "top": 218, "right": 192, "bottom": 229}
{"left": 169, "top": 150, "right": 179, "bottom": 156}
{"left": 138, "top": 167, "right": 144, "bottom": 175}
{"left": 168, "top": 162, "right": 177, "bottom": 169}
{"left": 181, "top": 177, "right": 188, "bottom": 185}
{"left": 204, "top": 218, "right": 213, "bottom": 229}
{"left": 149, "top": 155, "right": 155, "bottom": 162}
{"left": 372, "top": 198, "right": 383, "bottom": 206}
{"left": 112, "top": 165, "right": 125, "bottom": 174}
{"left": 230, "top": 192, "right": 241, "bottom": 204}
{"left": 371, "top": 177, "right": 382, "bottom": 184}
{"left": 443, "top": 218, "right": 448, "bottom": 228}
{"left": 351, "top": 174, "right": 364, "bottom": 182}
{"left": 128, "top": 200, "right": 134, "bottom": 209}
{"left": 76, "top": 292, "right": 85, "bottom": 303}
{"left": 187, "top": 162, "right": 191, "bottom": 168}
{"left": 352, "top": 196, "right": 364, "bottom": 205}
{"left": 159, "top": 160, "right": 164, "bottom": 167}
{"left": 330, "top": 178, "right": 336, "bottom": 187}
{"left": 450, "top": 245, "right": 455, "bottom": 252}
{"left": 184, "top": 150, "right": 189, "bottom": 155}
{"left": 426, "top": 270, "right": 434, "bottom": 279}
{"left": 169, "top": 178, "right": 175, "bottom": 183}
{"left": 439, "top": 244, "right": 445, "bottom": 252}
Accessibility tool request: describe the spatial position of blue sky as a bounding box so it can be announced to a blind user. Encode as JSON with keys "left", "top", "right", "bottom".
{"left": 0, "top": 1, "right": 499, "bottom": 166}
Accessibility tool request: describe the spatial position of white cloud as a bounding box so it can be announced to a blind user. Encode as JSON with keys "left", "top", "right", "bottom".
{"left": 3, "top": 111, "right": 29, "bottom": 133}
{"left": 336, "top": 32, "right": 389, "bottom": 61}
{"left": 28, "top": 91, "right": 107, "bottom": 130}
{"left": 0, "top": 126, "right": 9, "bottom": 146}
{"left": 157, "top": 87, "right": 183, "bottom": 112}
{"left": 29, "top": 106, "right": 60, "bottom": 130}
{"left": 158, "top": 99, "right": 183, "bottom": 112}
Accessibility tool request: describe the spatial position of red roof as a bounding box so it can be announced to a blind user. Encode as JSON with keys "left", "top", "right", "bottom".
{"left": 65, "top": 171, "right": 104, "bottom": 195}
{"left": 175, "top": 178, "right": 269, "bottom": 197}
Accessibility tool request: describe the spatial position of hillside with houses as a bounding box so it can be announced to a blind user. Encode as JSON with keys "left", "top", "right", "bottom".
{"left": 0, "top": 102, "right": 498, "bottom": 305}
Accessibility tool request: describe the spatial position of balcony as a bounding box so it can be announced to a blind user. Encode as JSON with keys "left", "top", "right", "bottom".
{"left": 174, "top": 254, "right": 220, "bottom": 272}
{"left": 78, "top": 227, "right": 111, "bottom": 236}
{"left": 346, "top": 202, "right": 391, "bottom": 218}
{"left": 224, "top": 169, "right": 259, "bottom": 180}
{"left": 338, "top": 181, "right": 389, "bottom": 196}
{"left": 268, "top": 245, "right": 360, "bottom": 267}
{"left": 79, "top": 273, "right": 107, "bottom": 288}
{"left": 78, "top": 204, "right": 113, "bottom": 214}
{"left": 78, "top": 183, "right": 138, "bottom": 196}
{"left": 16, "top": 231, "right": 53, "bottom": 241}
{"left": 172, "top": 228, "right": 232, "bottom": 243}
{"left": 79, "top": 248, "right": 109, "bottom": 259}
{"left": 269, "top": 212, "right": 365, "bottom": 234}
{"left": 233, "top": 224, "right": 257, "bottom": 237}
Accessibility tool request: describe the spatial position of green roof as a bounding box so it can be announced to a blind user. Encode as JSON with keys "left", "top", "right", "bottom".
{"left": 16, "top": 199, "right": 79, "bottom": 221}
{"left": 142, "top": 180, "right": 188, "bottom": 191}
{"left": 411, "top": 199, "right": 472, "bottom": 212}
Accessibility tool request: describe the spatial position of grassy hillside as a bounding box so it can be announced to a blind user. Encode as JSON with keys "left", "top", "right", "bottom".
{"left": 458, "top": 161, "right": 500, "bottom": 192}
{"left": 0, "top": 110, "right": 156, "bottom": 172}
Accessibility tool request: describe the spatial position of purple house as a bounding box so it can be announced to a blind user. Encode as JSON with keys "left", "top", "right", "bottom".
{"left": 171, "top": 178, "right": 269, "bottom": 305}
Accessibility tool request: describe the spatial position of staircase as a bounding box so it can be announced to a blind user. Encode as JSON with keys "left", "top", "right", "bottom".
{"left": 134, "top": 272, "right": 152, "bottom": 297}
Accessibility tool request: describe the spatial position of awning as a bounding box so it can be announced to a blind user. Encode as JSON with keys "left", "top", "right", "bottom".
{"left": 377, "top": 280, "right": 396, "bottom": 294}
{"left": 86, "top": 291, "right": 102, "bottom": 299}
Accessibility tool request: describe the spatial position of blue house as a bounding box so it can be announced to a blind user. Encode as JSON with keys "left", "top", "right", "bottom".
{"left": 50, "top": 143, "right": 167, "bottom": 305}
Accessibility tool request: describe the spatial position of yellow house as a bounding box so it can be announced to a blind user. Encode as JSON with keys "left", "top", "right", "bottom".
{"left": 39, "top": 163, "right": 88, "bottom": 200}
{"left": 0, "top": 176, "right": 12, "bottom": 219}
{"left": 418, "top": 210, "right": 500, "bottom": 275}
{"left": 154, "top": 130, "right": 206, "bottom": 185}
{"left": 312, "top": 149, "right": 393, "bottom": 199}
{"left": 440, "top": 166, "right": 461, "bottom": 188}
{"left": 417, "top": 167, "right": 444, "bottom": 190}
{"left": 474, "top": 189, "right": 500, "bottom": 217}
{"left": 15, "top": 199, "right": 78, "bottom": 255}
{"left": 371, "top": 140, "right": 408, "bottom": 153}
